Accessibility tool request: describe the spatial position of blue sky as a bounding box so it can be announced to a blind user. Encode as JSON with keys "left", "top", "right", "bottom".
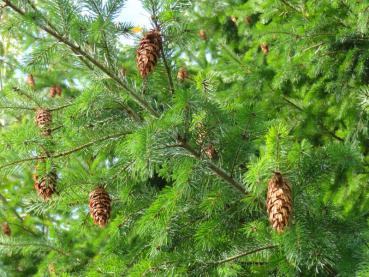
{"left": 120, "top": 0, "right": 151, "bottom": 45}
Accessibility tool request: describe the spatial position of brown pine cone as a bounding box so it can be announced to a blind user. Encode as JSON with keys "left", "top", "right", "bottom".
{"left": 136, "top": 29, "right": 161, "bottom": 77}
{"left": 266, "top": 172, "right": 292, "bottom": 233}
{"left": 203, "top": 144, "right": 218, "bottom": 160}
{"left": 177, "top": 67, "right": 189, "bottom": 81}
{"left": 50, "top": 86, "right": 57, "bottom": 98}
{"left": 260, "top": 43, "right": 269, "bottom": 55}
{"left": 89, "top": 187, "right": 111, "bottom": 227}
{"left": 55, "top": 86, "right": 62, "bottom": 96}
{"left": 34, "top": 170, "right": 57, "bottom": 200}
{"left": 199, "top": 30, "right": 207, "bottom": 40}
{"left": 2, "top": 222, "right": 11, "bottom": 236}
{"left": 35, "top": 108, "right": 52, "bottom": 136}
{"left": 27, "top": 74, "right": 35, "bottom": 88}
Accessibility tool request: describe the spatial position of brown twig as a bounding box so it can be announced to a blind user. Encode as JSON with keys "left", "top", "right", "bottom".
{"left": 0, "top": 132, "right": 129, "bottom": 170}
{"left": 215, "top": 245, "right": 277, "bottom": 265}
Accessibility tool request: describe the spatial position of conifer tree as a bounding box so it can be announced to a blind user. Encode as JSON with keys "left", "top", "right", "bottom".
{"left": 0, "top": 0, "right": 368, "bottom": 276}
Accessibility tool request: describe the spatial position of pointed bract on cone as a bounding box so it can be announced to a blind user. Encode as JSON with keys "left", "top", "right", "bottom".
{"left": 27, "top": 74, "right": 35, "bottom": 88}
{"left": 35, "top": 108, "right": 52, "bottom": 136}
{"left": 89, "top": 187, "right": 111, "bottom": 227}
{"left": 136, "top": 29, "right": 161, "bottom": 77}
{"left": 266, "top": 172, "right": 292, "bottom": 233}
{"left": 33, "top": 170, "right": 57, "bottom": 200}
{"left": 2, "top": 222, "right": 11, "bottom": 236}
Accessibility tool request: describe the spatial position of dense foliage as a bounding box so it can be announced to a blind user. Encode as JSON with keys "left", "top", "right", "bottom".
{"left": 0, "top": 0, "right": 369, "bottom": 276}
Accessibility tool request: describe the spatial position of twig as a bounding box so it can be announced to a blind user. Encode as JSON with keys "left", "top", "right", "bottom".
{"left": 0, "top": 193, "right": 23, "bottom": 222}
{"left": 12, "top": 87, "right": 41, "bottom": 107}
{"left": 0, "top": 241, "right": 69, "bottom": 256}
{"left": 0, "top": 132, "right": 129, "bottom": 170}
{"left": 0, "top": 106, "right": 35, "bottom": 111}
{"left": 179, "top": 141, "right": 248, "bottom": 195}
{"left": 151, "top": 12, "right": 175, "bottom": 95}
{"left": 215, "top": 245, "right": 277, "bottom": 265}
{"left": 49, "top": 103, "right": 74, "bottom": 112}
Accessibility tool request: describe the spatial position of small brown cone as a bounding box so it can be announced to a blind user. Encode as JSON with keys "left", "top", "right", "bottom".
{"left": 260, "top": 43, "right": 269, "bottom": 55}
{"left": 203, "top": 144, "right": 218, "bottom": 160}
{"left": 34, "top": 169, "right": 57, "bottom": 200}
{"left": 50, "top": 86, "right": 57, "bottom": 98}
{"left": 35, "top": 108, "right": 52, "bottom": 136}
{"left": 266, "top": 172, "right": 292, "bottom": 233}
{"left": 136, "top": 29, "right": 161, "bottom": 77}
{"left": 27, "top": 74, "right": 35, "bottom": 88}
{"left": 55, "top": 86, "right": 62, "bottom": 96}
{"left": 89, "top": 187, "right": 111, "bottom": 227}
{"left": 199, "top": 30, "right": 207, "bottom": 40}
{"left": 177, "top": 67, "right": 188, "bottom": 81}
{"left": 2, "top": 222, "right": 11, "bottom": 236}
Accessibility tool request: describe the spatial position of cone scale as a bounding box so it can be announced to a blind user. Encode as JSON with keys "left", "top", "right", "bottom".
{"left": 266, "top": 172, "right": 292, "bottom": 233}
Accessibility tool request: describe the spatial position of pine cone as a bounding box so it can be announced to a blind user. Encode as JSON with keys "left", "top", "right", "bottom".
{"left": 27, "top": 74, "right": 35, "bottom": 88}
{"left": 266, "top": 172, "right": 292, "bottom": 233}
{"left": 34, "top": 169, "right": 57, "bottom": 200}
{"left": 35, "top": 108, "right": 52, "bottom": 136}
{"left": 89, "top": 187, "right": 111, "bottom": 227}
{"left": 55, "top": 85, "right": 62, "bottom": 96}
{"left": 2, "top": 222, "right": 11, "bottom": 236}
{"left": 260, "top": 43, "right": 269, "bottom": 55}
{"left": 203, "top": 144, "right": 218, "bottom": 160}
{"left": 199, "top": 30, "right": 207, "bottom": 40}
{"left": 136, "top": 29, "right": 161, "bottom": 77}
{"left": 177, "top": 67, "right": 189, "bottom": 81}
{"left": 50, "top": 86, "right": 57, "bottom": 98}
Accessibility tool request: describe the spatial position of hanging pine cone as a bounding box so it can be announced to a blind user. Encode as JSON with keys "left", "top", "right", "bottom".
{"left": 260, "top": 43, "right": 269, "bottom": 55}
{"left": 199, "top": 29, "right": 207, "bottom": 40}
{"left": 89, "top": 187, "right": 111, "bottom": 227}
{"left": 27, "top": 74, "right": 35, "bottom": 88}
{"left": 203, "top": 144, "right": 218, "bottom": 160}
{"left": 2, "top": 222, "right": 11, "bottom": 236}
{"left": 266, "top": 172, "right": 292, "bottom": 233}
{"left": 35, "top": 108, "right": 52, "bottom": 136}
{"left": 50, "top": 86, "right": 57, "bottom": 98}
{"left": 33, "top": 169, "right": 57, "bottom": 200}
{"left": 55, "top": 85, "right": 62, "bottom": 96}
{"left": 177, "top": 67, "right": 189, "bottom": 81}
{"left": 136, "top": 29, "right": 161, "bottom": 77}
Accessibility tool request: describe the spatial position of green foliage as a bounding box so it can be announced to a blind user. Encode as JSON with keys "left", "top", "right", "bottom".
{"left": 0, "top": 0, "right": 368, "bottom": 276}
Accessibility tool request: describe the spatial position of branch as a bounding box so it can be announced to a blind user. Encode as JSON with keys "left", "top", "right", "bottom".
{"left": 49, "top": 103, "right": 74, "bottom": 112}
{"left": 179, "top": 141, "right": 248, "bottom": 195}
{"left": 0, "top": 106, "right": 35, "bottom": 111}
{"left": 151, "top": 12, "right": 175, "bottom": 95}
{"left": 0, "top": 132, "right": 129, "bottom": 170}
{"left": 215, "top": 245, "right": 277, "bottom": 265}
{"left": 0, "top": 193, "right": 23, "bottom": 222}
{"left": 0, "top": 241, "right": 69, "bottom": 256}
{"left": 4, "top": 0, "right": 159, "bottom": 117}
